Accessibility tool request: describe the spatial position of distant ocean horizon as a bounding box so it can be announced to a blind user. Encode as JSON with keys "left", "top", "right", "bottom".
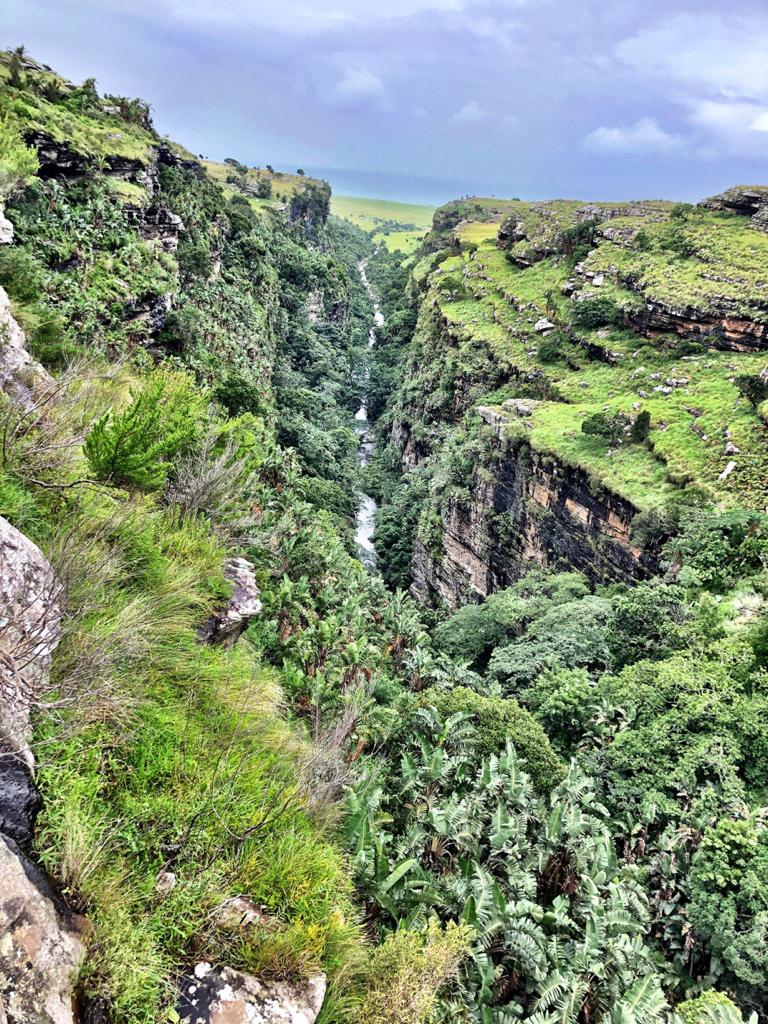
{"left": 306, "top": 165, "right": 504, "bottom": 206}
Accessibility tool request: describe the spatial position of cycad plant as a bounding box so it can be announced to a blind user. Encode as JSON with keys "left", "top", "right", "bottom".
{"left": 346, "top": 708, "right": 670, "bottom": 1024}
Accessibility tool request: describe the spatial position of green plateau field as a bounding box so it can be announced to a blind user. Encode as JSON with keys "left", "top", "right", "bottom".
{"left": 330, "top": 194, "right": 436, "bottom": 254}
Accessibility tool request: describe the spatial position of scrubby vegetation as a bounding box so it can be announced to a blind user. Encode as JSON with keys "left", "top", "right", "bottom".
{"left": 1, "top": 47, "right": 767, "bottom": 1024}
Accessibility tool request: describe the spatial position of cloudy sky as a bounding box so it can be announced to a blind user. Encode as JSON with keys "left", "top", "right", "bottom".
{"left": 5, "top": 0, "right": 768, "bottom": 203}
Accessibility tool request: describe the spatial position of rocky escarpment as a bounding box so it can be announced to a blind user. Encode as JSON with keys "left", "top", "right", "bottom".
{"left": 700, "top": 185, "right": 768, "bottom": 232}
{"left": 498, "top": 200, "right": 668, "bottom": 267}
{"left": 411, "top": 409, "right": 657, "bottom": 609}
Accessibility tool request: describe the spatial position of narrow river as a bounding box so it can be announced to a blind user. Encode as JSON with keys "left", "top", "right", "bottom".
{"left": 354, "top": 257, "right": 384, "bottom": 567}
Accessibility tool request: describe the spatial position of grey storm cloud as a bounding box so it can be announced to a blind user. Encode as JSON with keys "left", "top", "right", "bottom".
{"left": 5, "top": 0, "right": 768, "bottom": 202}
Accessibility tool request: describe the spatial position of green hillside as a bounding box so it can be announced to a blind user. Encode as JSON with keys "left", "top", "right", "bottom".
{"left": 331, "top": 193, "right": 435, "bottom": 254}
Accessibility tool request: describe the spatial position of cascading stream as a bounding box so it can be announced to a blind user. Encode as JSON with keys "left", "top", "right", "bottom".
{"left": 354, "top": 257, "right": 384, "bottom": 566}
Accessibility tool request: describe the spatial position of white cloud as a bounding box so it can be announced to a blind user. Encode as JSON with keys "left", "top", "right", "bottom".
{"left": 752, "top": 112, "right": 768, "bottom": 133}
{"left": 689, "top": 100, "right": 768, "bottom": 134}
{"left": 583, "top": 117, "right": 683, "bottom": 154}
{"left": 453, "top": 100, "right": 492, "bottom": 124}
{"left": 327, "top": 67, "right": 392, "bottom": 112}
{"left": 616, "top": 15, "right": 768, "bottom": 100}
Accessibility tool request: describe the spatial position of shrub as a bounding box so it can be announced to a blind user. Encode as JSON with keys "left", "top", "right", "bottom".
{"left": 422, "top": 686, "right": 565, "bottom": 793}
{"left": 85, "top": 369, "right": 206, "bottom": 489}
{"left": 581, "top": 410, "right": 629, "bottom": 445}
{"left": 537, "top": 329, "right": 567, "bottom": 364}
{"left": 213, "top": 371, "right": 267, "bottom": 417}
{"left": 356, "top": 922, "right": 470, "bottom": 1024}
{"left": 675, "top": 990, "right": 751, "bottom": 1024}
{"left": 735, "top": 374, "right": 768, "bottom": 408}
{"left": 630, "top": 409, "right": 652, "bottom": 443}
{"left": 570, "top": 296, "right": 621, "bottom": 330}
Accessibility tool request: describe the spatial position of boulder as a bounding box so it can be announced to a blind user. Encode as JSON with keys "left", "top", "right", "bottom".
{"left": 199, "top": 558, "right": 262, "bottom": 647}
{"left": 178, "top": 964, "right": 326, "bottom": 1024}
{"left": 0, "top": 515, "right": 62, "bottom": 845}
{"left": 209, "top": 896, "right": 278, "bottom": 933}
{"left": 0, "top": 209, "right": 13, "bottom": 245}
{"left": 534, "top": 317, "right": 555, "bottom": 333}
{"left": 0, "top": 286, "right": 53, "bottom": 414}
{"left": 0, "top": 834, "right": 84, "bottom": 1023}
{"left": 700, "top": 185, "right": 768, "bottom": 231}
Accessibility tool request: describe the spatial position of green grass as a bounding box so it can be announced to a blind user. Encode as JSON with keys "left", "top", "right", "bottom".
{"left": 330, "top": 194, "right": 436, "bottom": 254}
{"left": 422, "top": 210, "right": 768, "bottom": 511}
{"left": 583, "top": 209, "right": 768, "bottom": 320}
{"left": 0, "top": 361, "right": 367, "bottom": 1022}
{"left": 203, "top": 160, "right": 323, "bottom": 204}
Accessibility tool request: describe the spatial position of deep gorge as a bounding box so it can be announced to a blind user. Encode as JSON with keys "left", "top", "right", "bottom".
{"left": 0, "top": 45, "right": 767, "bottom": 1024}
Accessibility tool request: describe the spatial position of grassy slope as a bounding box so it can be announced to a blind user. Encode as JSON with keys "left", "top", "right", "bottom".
{"left": 417, "top": 200, "right": 768, "bottom": 511}
{"left": 330, "top": 194, "right": 435, "bottom": 254}
{"left": 0, "top": 53, "right": 371, "bottom": 1022}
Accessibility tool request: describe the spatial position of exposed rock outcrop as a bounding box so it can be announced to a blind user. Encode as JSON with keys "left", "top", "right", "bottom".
{"left": 0, "top": 285, "right": 53, "bottom": 413}
{"left": 0, "top": 208, "right": 14, "bottom": 245}
{"left": 700, "top": 185, "right": 768, "bottom": 232}
{"left": 25, "top": 132, "right": 90, "bottom": 180}
{"left": 411, "top": 413, "right": 658, "bottom": 609}
{"left": 0, "top": 515, "right": 62, "bottom": 842}
{"left": 625, "top": 299, "right": 768, "bottom": 353}
{"left": 178, "top": 963, "right": 326, "bottom": 1024}
{"left": 124, "top": 202, "right": 184, "bottom": 252}
{"left": 199, "top": 557, "right": 262, "bottom": 646}
{"left": 0, "top": 834, "right": 84, "bottom": 1023}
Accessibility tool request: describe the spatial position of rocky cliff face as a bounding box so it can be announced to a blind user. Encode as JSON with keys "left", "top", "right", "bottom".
{"left": 391, "top": 186, "right": 768, "bottom": 608}
{"left": 411, "top": 413, "right": 657, "bottom": 609}
{"left": 0, "top": 273, "right": 85, "bottom": 1023}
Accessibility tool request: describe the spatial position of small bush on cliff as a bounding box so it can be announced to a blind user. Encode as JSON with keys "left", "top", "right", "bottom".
{"left": 735, "top": 373, "right": 768, "bottom": 408}
{"left": 581, "top": 410, "right": 629, "bottom": 446}
{"left": 570, "top": 295, "right": 621, "bottom": 329}
{"left": 85, "top": 369, "right": 206, "bottom": 489}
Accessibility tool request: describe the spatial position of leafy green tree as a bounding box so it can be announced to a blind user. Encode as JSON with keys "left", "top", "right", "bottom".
{"left": 581, "top": 411, "right": 629, "bottom": 446}
{"left": 419, "top": 685, "right": 565, "bottom": 792}
{"left": 605, "top": 581, "right": 688, "bottom": 669}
